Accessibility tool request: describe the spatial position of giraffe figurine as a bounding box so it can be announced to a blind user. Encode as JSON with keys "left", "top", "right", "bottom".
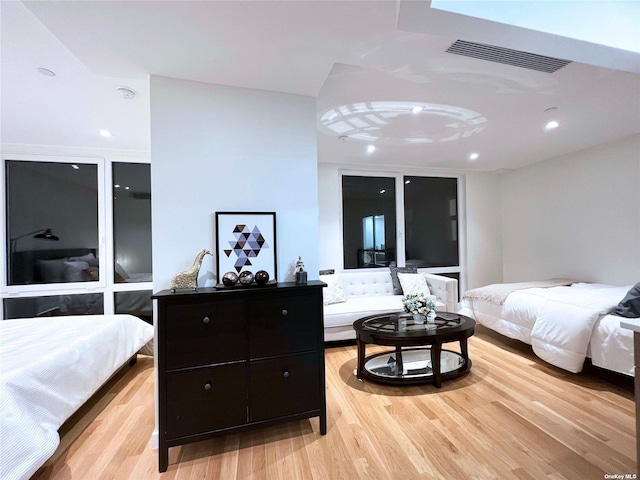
{"left": 170, "top": 249, "right": 211, "bottom": 291}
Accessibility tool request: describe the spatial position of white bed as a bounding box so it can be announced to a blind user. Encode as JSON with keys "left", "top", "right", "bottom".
{"left": 459, "top": 282, "right": 635, "bottom": 375}
{"left": 0, "top": 314, "right": 153, "bottom": 480}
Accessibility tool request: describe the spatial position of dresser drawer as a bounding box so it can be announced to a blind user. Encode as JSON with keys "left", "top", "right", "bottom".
{"left": 249, "top": 295, "right": 320, "bottom": 358}
{"left": 165, "top": 301, "right": 246, "bottom": 369}
{"left": 249, "top": 352, "right": 320, "bottom": 422}
{"left": 166, "top": 362, "right": 247, "bottom": 439}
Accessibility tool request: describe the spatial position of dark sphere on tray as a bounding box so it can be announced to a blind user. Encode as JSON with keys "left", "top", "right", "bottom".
{"left": 255, "top": 270, "right": 270, "bottom": 285}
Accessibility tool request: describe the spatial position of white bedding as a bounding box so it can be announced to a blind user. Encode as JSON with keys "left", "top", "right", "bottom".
{"left": 459, "top": 283, "right": 634, "bottom": 375}
{"left": 0, "top": 314, "right": 153, "bottom": 480}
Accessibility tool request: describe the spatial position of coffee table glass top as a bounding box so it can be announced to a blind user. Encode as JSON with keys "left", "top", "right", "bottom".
{"left": 360, "top": 311, "right": 467, "bottom": 334}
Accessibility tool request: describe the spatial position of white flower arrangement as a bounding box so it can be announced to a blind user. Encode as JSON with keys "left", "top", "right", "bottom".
{"left": 402, "top": 292, "right": 437, "bottom": 316}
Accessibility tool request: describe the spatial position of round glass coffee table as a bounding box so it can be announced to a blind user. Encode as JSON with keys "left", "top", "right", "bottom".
{"left": 353, "top": 311, "right": 475, "bottom": 387}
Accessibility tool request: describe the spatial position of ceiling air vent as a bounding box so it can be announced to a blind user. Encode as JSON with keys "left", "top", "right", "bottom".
{"left": 446, "top": 40, "right": 572, "bottom": 73}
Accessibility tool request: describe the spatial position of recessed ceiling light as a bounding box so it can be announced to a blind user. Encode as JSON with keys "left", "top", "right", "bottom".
{"left": 545, "top": 120, "right": 559, "bottom": 130}
{"left": 71, "top": 164, "right": 79, "bottom": 170}
{"left": 379, "top": 189, "right": 386, "bottom": 194}
{"left": 100, "top": 130, "right": 112, "bottom": 137}
{"left": 367, "top": 145, "right": 376, "bottom": 153}
{"left": 36, "top": 67, "right": 56, "bottom": 77}
{"left": 411, "top": 106, "right": 423, "bottom": 113}
{"left": 469, "top": 153, "right": 479, "bottom": 160}
{"left": 114, "top": 184, "right": 120, "bottom": 188}
{"left": 405, "top": 180, "right": 411, "bottom": 184}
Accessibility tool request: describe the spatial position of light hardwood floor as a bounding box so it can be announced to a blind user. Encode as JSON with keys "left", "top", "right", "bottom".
{"left": 33, "top": 326, "right": 636, "bottom": 480}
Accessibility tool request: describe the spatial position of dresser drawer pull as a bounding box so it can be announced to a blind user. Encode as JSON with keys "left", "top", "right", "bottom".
{"left": 204, "top": 382, "right": 212, "bottom": 391}
{"left": 202, "top": 316, "right": 211, "bottom": 324}
{"left": 283, "top": 370, "right": 290, "bottom": 378}
{"left": 281, "top": 309, "right": 288, "bottom": 316}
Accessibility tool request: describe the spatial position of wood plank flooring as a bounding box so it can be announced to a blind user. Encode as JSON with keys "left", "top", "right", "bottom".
{"left": 32, "top": 326, "right": 637, "bottom": 479}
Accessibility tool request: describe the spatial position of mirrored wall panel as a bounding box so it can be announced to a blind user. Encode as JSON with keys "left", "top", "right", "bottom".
{"left": 342, "top": 175, "right": 397, "bottom": 269}
{"left": 404, "top": 176, "right": 458, "bottom": 268}
{"left": 112, "top": 163, "right": 152, "bottom": 283}
{"left": 4, "top": 293, "right": 104, "bottom": 319}
{"left": 114, "top": 290, "right": 153, "bottom": 325}
{"left": 5, "top": 160, "right": 99, "bottom": 285}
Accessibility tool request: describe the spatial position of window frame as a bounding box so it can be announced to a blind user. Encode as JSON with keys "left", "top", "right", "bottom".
{"left": 0, "top": 153, "right": 152, "bottom": 319}
{"left": 339, "top": 169, "right": 466, "bottom": 289}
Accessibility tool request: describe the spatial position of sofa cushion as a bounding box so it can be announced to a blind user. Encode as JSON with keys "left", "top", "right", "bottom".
{"left": 319, "top": 273, "right": 346, "bottom": 305}
{"left": 323, "top": 295, "right": 446, "bottom": 329}
{"left": 397, "top": 272, "right": 431, "bottom": 296}
{"left": 389, "top": 265, "right": 418, "bottom": 294}
{"left": 323, "top": 295, "right": 403, "bottom": 328}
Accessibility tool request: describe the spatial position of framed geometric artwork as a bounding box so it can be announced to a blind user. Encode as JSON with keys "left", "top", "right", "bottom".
{"left": 215, "top": 211, "right": 277, "bottom": 282}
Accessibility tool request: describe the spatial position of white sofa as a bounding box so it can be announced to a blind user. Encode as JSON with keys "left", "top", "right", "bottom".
{"left": 321, "top": 268, "right": 459, "bottom": 342}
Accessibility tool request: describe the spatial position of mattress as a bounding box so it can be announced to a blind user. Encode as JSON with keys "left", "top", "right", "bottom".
{"left": 459, "top": 283, "right": 633, "bottom": 375}
{"left": 0, "top": 314, "right": 153, "bottom": 480}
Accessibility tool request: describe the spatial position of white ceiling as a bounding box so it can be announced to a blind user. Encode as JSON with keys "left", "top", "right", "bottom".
{"left": 1, "top": 0, "right": 639, "bottom": 172}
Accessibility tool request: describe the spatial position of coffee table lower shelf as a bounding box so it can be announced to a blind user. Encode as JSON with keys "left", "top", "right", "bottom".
{"left": 360, "top": 348, "right": 471, "bottom": 386}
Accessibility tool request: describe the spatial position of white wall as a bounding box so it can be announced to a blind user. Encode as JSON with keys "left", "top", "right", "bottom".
{"left": 501, "top": 134, "right": 640, "bottom": 285}
{"left": 150, "top": 76, "right": 319, "bottom": 289}
{"left": 317, "top": 163, "right": 344, "bottom": 271}
{"left": 464, "top": 172, "right": 503, "bottom": 289}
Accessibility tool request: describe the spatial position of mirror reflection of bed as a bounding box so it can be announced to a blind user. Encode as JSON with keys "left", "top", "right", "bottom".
{"left": 7, "top": 248, "right": 152, "bottom": 324}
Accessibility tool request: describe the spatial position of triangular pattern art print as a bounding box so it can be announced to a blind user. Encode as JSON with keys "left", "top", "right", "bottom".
{"left": 225, "top": 224, "right": 269, "bottom": 272}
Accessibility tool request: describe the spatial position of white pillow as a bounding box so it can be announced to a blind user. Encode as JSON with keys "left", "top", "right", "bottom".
{"left": 319, "top": 273, "right": 346, "bottom": 305}
{"left": 397, "top": 272, "right": 431, "bottom": 296}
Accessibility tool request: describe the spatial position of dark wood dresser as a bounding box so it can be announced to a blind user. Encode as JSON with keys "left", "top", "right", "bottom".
{"left": 152, "top": 281, "right": 327, "bottom": 472}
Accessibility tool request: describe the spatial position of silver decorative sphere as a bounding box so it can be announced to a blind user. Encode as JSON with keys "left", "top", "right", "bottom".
{"left": 222, "top": 271, "right": 239, "bottom": 286}
{"left": 238, "top": 270, "right": 254, "bottom": 285}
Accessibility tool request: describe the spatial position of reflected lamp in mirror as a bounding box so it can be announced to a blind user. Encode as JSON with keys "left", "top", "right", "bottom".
{"left": 10, "top": 228, "right": 60, "bottom": 251}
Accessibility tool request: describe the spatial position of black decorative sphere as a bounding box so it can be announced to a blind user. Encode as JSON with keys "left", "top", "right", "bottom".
{"left": 222, "top": 271, "right": 238, "bottom": 286}
{"left": 255, "top": 270, "right": 270, "bottom": 285}
{"left": 238, "top": 270, "right": 254, "bottom": 285}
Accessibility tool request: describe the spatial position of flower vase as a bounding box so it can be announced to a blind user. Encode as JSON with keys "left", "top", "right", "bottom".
{"left": 412, "top": 313, "right": 425, "bottom": 324}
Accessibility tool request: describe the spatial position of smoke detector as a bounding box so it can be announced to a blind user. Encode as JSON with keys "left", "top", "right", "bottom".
{"left": 117, "top": 87, "right": 136, "bottom": 100}
{"left": 339, "top": 135, "right": 349, "bottom": 142}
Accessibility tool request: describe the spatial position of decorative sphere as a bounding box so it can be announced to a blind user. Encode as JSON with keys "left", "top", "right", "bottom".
{"left": 222, "top": 271, "right": 238, "bottom": 286}
{"left": 255, "top": 270, "right": 270, "bottom": 285}
{"left": 238, "top": 270, "right": 254, "bottom": 285}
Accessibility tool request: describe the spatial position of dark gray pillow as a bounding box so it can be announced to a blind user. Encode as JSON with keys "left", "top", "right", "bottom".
{"left": 389, "top": 265, "right": 418, "bottom": 295}
{"left": 613, "top": 282, "right": 640, "bottom": 318}
{"left": 35, "top": 257, "right": 68, "bottom": 283}
{"left": 319, "top": 269, "right": 335, "bottom": 275}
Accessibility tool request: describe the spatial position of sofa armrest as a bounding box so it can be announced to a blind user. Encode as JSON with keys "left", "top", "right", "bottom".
{"left": 422, "top": 273, "right": 459, "bottom": 312}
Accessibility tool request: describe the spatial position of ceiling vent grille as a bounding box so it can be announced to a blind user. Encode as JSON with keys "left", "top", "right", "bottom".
{"left": 446, "top": 40, "right": 572, "bottom": 73}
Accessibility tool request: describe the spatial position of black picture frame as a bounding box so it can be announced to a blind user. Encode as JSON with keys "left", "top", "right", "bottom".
{"left": 215, "top": 211, "right": 277, "bottom": 282}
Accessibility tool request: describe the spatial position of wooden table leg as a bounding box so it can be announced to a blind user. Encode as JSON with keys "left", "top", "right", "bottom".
{"left": 395, "top": 346, "right": 403, "bottom": 377}
{"left": 356, "top": 336, "right": 365, "bottom": 379}
{"left": 432, "top": 343, "right": 442, "bottom": 388}
{"left": 460, "top": 336, "right": 469, "bottom": 361}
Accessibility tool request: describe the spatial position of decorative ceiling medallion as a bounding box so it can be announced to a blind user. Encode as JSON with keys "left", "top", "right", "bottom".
{"left": 319, "top": 101, "right": 487, "bottom": 145}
